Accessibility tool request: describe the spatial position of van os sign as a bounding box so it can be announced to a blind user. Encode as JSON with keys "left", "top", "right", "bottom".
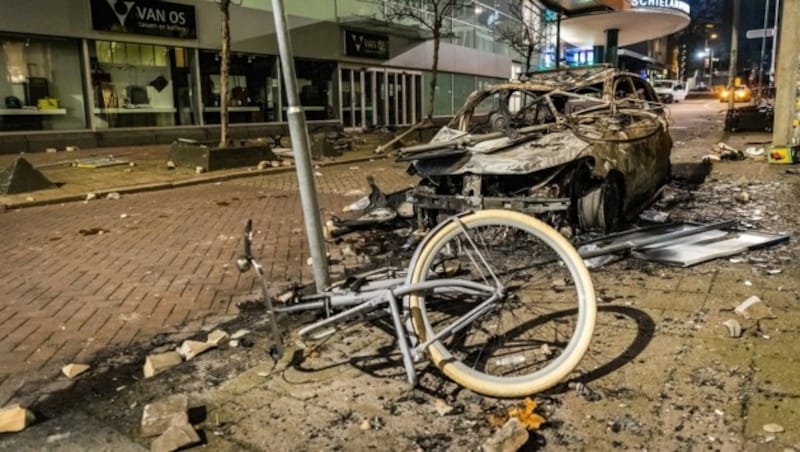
{"left": 630, "top": 0, "right": 690, "bottom": 15}
{"left": 91, "top": 0, "right": 197, "bottom": 39}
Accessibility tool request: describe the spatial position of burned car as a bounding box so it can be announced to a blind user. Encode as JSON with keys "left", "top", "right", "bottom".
{"left": 332, "top": 67, "right": 672, "bottom": 237}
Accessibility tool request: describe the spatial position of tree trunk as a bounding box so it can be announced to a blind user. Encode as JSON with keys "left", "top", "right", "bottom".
{"left": 427, "top": 29, "right": 441, "bottom": 120}
{"left": 525, "top": 46, "right": 533, "bottom": 75}
{"left": 219, "top": 0, "right": 231, "bottom": 148}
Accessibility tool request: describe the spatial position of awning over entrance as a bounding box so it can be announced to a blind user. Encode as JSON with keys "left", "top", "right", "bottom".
{"left": 560, "top": 8, "right": 690, "bottom": 47}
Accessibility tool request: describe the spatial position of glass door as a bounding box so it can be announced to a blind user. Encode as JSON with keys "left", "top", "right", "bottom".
{"left": 340, "top": 69, "right": 353, "bottom": 127}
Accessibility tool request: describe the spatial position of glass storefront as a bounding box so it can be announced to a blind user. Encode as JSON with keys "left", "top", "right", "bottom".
{"left": 0, "top": 34, "right": 86, "bottom": 131}
{"left": 200, "top": 51, "right": 280, "bottom": 124}
{"left": 89, "top": 40, "right": 196, "bottom": 128}
{"left": 294, "top": 58, "right": 337, "bottom": 121}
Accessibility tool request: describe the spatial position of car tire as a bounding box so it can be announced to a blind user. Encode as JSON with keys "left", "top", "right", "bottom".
{"left": 577, "top": 174, "right": 624, "bottom": 232}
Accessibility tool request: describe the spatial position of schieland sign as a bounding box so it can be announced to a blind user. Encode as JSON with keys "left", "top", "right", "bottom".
{"left": 90, "top": 0, "right": 197, "bottom": 39}
{"left": 630, "top": 0, "right": 690, "bottom": 15}
{"left": 344, "top": 30, "right": 389, "bottom": 60}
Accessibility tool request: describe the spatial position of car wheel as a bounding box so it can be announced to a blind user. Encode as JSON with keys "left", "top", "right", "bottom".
{"left": 577, "top": 175, "right": 624, "bottom": 232}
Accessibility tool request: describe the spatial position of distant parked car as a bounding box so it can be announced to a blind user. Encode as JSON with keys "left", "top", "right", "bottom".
{"left": 652, "top": 80, "right": 687, "bottom": 103}
{"left": 720, "top": 85, "right": 752, "bottom": 103}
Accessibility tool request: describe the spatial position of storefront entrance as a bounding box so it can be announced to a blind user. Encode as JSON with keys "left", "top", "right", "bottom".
{"left": 339, "top": 67, "right": 421, "bottom": 128}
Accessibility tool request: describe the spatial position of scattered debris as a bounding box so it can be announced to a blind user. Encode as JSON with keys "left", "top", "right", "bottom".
{"left": 734, "top": 191, "right": 750, "bottom": 204}
{"left": 766, "top": 269, "right": 782, "bottom": 275}
{"left": 120, "top": 213, "right": 129, "bottom": 219}
{"left": 571, "top": 382, "right": 602, "bottom": 401}
{"left": 75, "top": 156, "right": 129, "bottom": 168}
{"left": 46, "top": 148, "right": 57, "bottom": 153}
{"left": 722, "top": 319, "right": 742, "bottom": 338}
{"left": 281, "top": 160, "right": 292, "bottom": 167}
{"left": 230, "top": 329, "right": 250, "bottom": 340}
{"left": 228, "top": 340, "right": 239, "bottom": 348}
{"left": 206, "top": 329, "right": 229, "bottom": 346}
{"left": 46, "top": 432, "right": 72, "bottom": 443}
{"left": 85, "top": 193, "right": 97, "bottom": 201}
{"left": 65, "top": 146, "right": 79, "bottom": 152}
{"left": 0, "top": 404, "right": 35, "bottom": 433}
{"left": 166, "top": 161, "right": 176, "bottom": 170}
{"left": 79, "top": 228, "right": 108, "bottom": 236}
{"left": 640, "top": 209, "right": 670, "bottom": 223}
{"left": 143, "top": 351, "right": 183, "bottom": 378}
{"left": 61, "top": 363, "right": 90, "bottom": 379}
{"left": 762, "top": 423, "right": 785, "bottom": 434}
{"left": 257, "top": 161, "right": 269, "bottom": 170}
{"left": 150, "top": 422, "right": 201, "bottom": 452}
{"left": 359, "top": 419, "right": 372, "bottom": 431}
{"left": 507, "top": 398, "right": 545, "bottom": 431}
{"left": 105, "top": 192, "right": 121, "bottom": 200}
{"left": 195, "top": 166, "right": 205, "bottom": 175}
{"left": 434, "top": 399, "right": 455, "bottom": 416}
{"left": 270, "top": 160, "right": 280, "bottom": 168}
{"left": 482, "top": 417, "right": 529, "bottom": 452}
{"left": 734, "top": 296, "right": 775, "bottom": 320}
{"left": 177, "top": 340, "right": 216, "bottom": 360}
{"left": 141, "top": 394, "right": 189, "bottom": 437}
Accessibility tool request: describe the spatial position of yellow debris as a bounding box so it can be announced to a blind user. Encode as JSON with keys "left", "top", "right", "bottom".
{"left": 507, "top": 398, "right": 545, "bottom": 431}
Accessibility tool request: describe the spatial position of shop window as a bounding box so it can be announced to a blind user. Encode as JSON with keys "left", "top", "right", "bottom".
{"left": 453, "top": 74, "right": 475, "bottom": 112}
{"left": 423, "top": 72, "right": 453, "bottom": 117}
{"left": 200, "top": 51, "right": 280, "bottom": 124}
{"left": 0, "top": 34, "right": 86, "bottom": 132}
{"left": 89, "top": 40, "right": 196, "bottom": 128}
{"left": 293, "top": 58, "right": 337, "bottom": 121}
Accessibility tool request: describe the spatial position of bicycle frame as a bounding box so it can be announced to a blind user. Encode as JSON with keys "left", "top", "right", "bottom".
{"left": 238, "top": 213, "right": 505, "bottom": 387}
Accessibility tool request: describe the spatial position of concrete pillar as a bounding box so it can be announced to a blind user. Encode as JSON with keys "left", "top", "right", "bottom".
{"left": 604, "top": 29, "right": 619, "bottom": 68}
{"left": 772, "top": 0, "right": 800, "bottom": 146}
{"left": 593, "top": 45, "right": 605, "bottom": 64}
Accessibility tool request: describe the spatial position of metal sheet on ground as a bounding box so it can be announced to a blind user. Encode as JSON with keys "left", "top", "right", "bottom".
{"left": 633, "top": 229, "right": 790, "bottom": 267}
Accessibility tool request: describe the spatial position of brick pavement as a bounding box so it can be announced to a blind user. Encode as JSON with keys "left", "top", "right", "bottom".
{"left": 0, "top": 158, "right": 416, "bottom": 405}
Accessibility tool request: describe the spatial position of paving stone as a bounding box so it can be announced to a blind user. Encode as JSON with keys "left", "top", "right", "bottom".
{"left": 206, "top": 330, "right": 229, "bottom": 346}
{"left": 141, "top": 394, "right": 189, "bottom": 438}
{"left": 177, "top": 340, "right": 215, "bottom": 360}
{"left": 143, "top": 352, "right": 183, "bottom": 378}
{"left": 61, "top": 363, "right": 90, "bottom": 379}
{"left": 0, "top": 404, "right": 35, "bottom": 433}
{"left": 482, "top": 418, "right": 529, "bottom": 452}
{"left": 150, "top": 421, "right": 200, "bottom": 452}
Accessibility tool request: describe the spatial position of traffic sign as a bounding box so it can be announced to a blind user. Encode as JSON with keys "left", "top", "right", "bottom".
{"left": 746, "top": 28, "right": 775, "bottom": 39}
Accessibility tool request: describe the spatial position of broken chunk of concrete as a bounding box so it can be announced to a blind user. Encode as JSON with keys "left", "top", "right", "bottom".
{"left": 734, "top": 296, "right": 775, "bottom": 320}
{"left": 105, "top": 192, "right": 121, "bottom": 200}
{"left": 150, "top": 421, "right": 200, "bottom": 452}
{"left": 141, "top": 394, "right": 189, "bottom": 437}
{"left": 257, "top": 160, "right": 269, "bottom": 170}
{"left": 722, "top": 319, "right": 742, "bottom": 338}
{"left": 144, "top": 351, "right": 183, "bottom": 378}
{"left": 206, "top": 329, "right": 229, "bottom": 346}
{"left": 434, "top": 398, "right": 455, "bottom": 416}
{"left": 61, "top": 363, "right": 90, "bottom": 379}
{"left": 177, "top": 340, "right": 215, "bottom": 360}
{"left": 482, "top": 417, "right": 529, "bottom": 452}
{"left": 0, "top": 404, "right": 35, "bottom": 433}
{"left": 230, "top": 329, "right": 250, "bottom": 340}
{"left": 763, "top": 423, "right": 785, "bottom": 433}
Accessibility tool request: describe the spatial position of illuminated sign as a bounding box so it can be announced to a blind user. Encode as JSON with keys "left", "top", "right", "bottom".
{"left": 630, "top": 0, "right": 690, "bottom": 15}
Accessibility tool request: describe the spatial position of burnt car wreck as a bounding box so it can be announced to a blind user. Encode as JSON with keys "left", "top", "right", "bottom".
{"left": 332, "top": 67, "right": 672, "bottom": 237}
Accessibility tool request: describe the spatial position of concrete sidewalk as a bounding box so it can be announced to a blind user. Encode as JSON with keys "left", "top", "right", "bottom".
{"left": 0, "top": 138, "right": 394, "bottom": 211}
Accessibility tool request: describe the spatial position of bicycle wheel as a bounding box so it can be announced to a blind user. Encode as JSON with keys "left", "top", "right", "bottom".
{"left": 407, "top": 209, "right": 596, "bottom": 397}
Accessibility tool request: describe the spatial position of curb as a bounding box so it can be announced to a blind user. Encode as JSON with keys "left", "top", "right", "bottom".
{"left": 1, "top": 153, "right": 388, "bottom": 211}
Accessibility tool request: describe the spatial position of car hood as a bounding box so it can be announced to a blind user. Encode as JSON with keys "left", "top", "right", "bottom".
{"left": 413, "top": 128, "right": 592, "bottom": 176}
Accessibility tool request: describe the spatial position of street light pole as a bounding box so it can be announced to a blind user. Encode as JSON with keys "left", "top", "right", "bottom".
{"left": 727, "top": 0, "right": 741, "bottom": 111}
{"left": 270, "top": 0, "right": 330, "bottom": 291}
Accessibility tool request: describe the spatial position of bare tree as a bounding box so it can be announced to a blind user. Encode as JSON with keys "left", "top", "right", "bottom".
{"left": 215, "top": 0, "right": 241, "bottom": 148}
{"left": 493, "top": 1, "right": 547, "bottom": 75}
{"left": 384, "top": 0, "right": 471, "bottom": 119}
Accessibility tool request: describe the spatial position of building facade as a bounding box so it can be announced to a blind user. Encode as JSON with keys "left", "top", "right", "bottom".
{"left": 0, "top": 0, "right": 555, "bottom": 149}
